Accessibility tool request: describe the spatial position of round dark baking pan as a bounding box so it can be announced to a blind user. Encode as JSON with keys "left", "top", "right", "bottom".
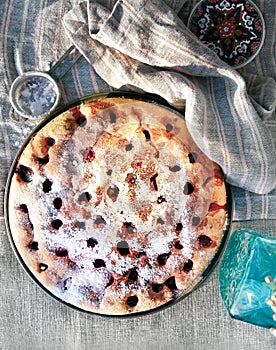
{"left": 4, "top": 91, "right": 232, "bottom": 317}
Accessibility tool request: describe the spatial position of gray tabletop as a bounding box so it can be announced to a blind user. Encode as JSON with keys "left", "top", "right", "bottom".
{"left": 0, "top": 1, "right": 275, "bottom": 349}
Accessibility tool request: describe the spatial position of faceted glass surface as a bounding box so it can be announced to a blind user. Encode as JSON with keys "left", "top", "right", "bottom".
{"left": 219, "top": 229, "right": 276, "bottom": 328}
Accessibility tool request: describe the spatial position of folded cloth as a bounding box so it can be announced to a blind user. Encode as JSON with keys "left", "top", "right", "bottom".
{"left": 62, "top": 0, "right": 276, "bottom": 219}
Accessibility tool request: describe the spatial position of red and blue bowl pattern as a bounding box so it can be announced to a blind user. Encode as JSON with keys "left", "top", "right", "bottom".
{"left": 188, "top": 0, "right": 265, "bottom": 68}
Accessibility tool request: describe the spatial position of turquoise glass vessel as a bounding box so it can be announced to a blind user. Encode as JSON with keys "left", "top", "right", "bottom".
{"left": 219, "top": 229, "right": 276, "bottom": 328}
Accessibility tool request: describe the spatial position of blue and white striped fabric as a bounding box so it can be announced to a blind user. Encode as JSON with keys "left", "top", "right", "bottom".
{"left": 62, "top": 0, "right": 276, "bottom": 219}
{"left": 0, "top": 0, "right": 275, "bottom": 221}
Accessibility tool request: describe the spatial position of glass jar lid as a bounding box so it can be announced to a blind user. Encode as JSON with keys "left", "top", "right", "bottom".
{"left": 9, "top": 71, "right": 60, "bottom": 120}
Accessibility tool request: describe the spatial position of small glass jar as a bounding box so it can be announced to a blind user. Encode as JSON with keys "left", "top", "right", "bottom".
{"left": 9, "top": 71, "right": 60, "bottom": 120}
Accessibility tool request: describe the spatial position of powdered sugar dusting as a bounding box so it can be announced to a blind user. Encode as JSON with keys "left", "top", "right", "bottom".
{"left": 8, "top": 99, "right": 226, "bottom": 315}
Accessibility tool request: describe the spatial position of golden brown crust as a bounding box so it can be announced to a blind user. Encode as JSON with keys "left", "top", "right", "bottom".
{"left": 7, "top": 97, "right": 227, "bottom": 315}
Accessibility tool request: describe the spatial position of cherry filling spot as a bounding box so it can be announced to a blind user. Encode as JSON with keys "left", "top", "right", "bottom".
{"left": 175, "top": 223, "right": 183, "bottom": 231}
{"left": 94, "top": 216, "right": 106, "bottom": 226}
{"left": 198, "top": 235, "right": 213, "bottom": 248}
{"left": 183, "top": 259, "right": 193, "bottom": 272}
{"left": 164, "top": 276, "right": 177, "bottom": 290}
{"left": 188, "top": 152, "right": 197, "bottom": 163}
{"left": 39, "top": 263, "right": 48, "bottom": 271}
{"left": 157, "top": 217, "right": 165, "bottom": 224}
{"left": 20, "top": 208, "right": 33, "bottom": 231}
{"left": 157, "top": 252, "right": 171, "bottom": 266}
{"left": 75, "top": 221, "right": 85, "bottom": 229}
{"left": 122, "top": 222, "right": 136, "bottom": 234}
{"left": 142, "top": 129, "right": 151, "bottom": 141}
{"left": 117, "top": 241, "right": 130, "bottom": 256}
{"left": 78, "top": 192, "right": 92, "bottom": 202}
{"left": 150, "top": 173, "right": 158, "bottom": 191}
{"left": 169, "top": 165, "right": 181, "bottom": 172}
{"left": 36, "top": 154, "right": 49, "bottom": 165}
{"left": 135, "top": 251, "right": 147, "bottom": 258}
{"left": 53, "top": 197, "right": 62, "bottom": 210}
{"left": 72, "top": 107, "right": 87, "bottom": 127}
{"left": 94, "top": 259, "right": 106, "bottom": 268}
{"left": 28, "top": 241, "right": 39, "bottom": 251}
{"left": 109, "top": 110, "right": 117, "bottom": 123}
{"left": 43, "top": 178, "right": 53, "bottom": 193}
{"left": 125, "top": 143, "right": 133, "bottom": 151}
{"left": 16, "top": 164, "right": 33, "bottom": 183}
{"left": 174, "top": 241, "right": 183, "bottom": 249}
{"left": 47, "top": 137, "right": 55, "bottom": 146}
{"left": 55, "top": 248, "right": 68, "bottom": 257}
{"left": 192, "top": 216, "right": 201, "bottom": 226}
{"left": 152, "top": 283, "right": 164, "bottom": 293}
{"left": 106, "top": 275, "right": 114, "bottom": 287}
{"left": 126, "top": 295, "right": 138, "bottom": 307}
{"left": 183, "top": 182, "right": 194, "bottom": 195}
{"left": 128, "top": 268, "right": 138, "bottom": 281}
{"left": 63, "top": 277, "right": 72, "bottom": 291}
{"left": 87, "top": 238, "right": 98, "bottom": 248}
{"left": 19, "top": 204, "right": 29, "bottom": 214}
{"left": 107, "top": 185, "right": 119, "bottom": 202}
{"left": 126, "top": 173, "right": 137, "bottom": 184}
{"left": 166, "top": 123, "right": 173, "bottom": 132}
{"left": 77, "top": 116, "right": 87, "bottom": 126}
{"left": 209, "top": 202, "right": 227, "bottom": 212}
{"left": 157, "top": 196, "right": 166, "bottom": 204}
{"left": 85, "top": 147, "right": 95, "bottom": 162}
{"left": 131, "top": 161, "right": 143, "bottom": 169}
{"left": 51, "top": 219, "right": 63, "bottom": 230}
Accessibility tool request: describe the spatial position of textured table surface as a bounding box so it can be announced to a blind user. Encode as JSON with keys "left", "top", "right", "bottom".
{"left": 0, "top": 1, "right": 275, "bottom": 349}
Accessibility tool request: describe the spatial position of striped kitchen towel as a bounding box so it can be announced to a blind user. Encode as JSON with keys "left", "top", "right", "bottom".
{"left": 62, "top": 0, "right": 276, "bottom": 219}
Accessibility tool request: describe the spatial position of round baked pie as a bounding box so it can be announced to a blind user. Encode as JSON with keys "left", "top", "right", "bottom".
{"left": 6, "top": 96, "right": 229, "bottom": 315}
